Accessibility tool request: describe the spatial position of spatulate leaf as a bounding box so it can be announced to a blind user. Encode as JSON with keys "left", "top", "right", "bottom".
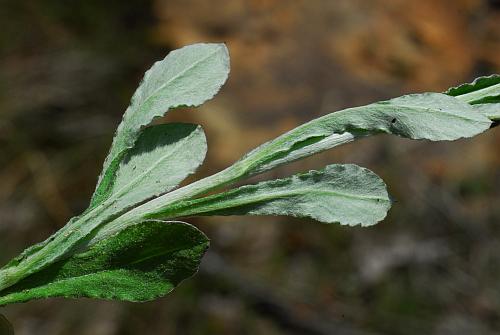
{"left": 94, "top": 123, "right": 207, "bottom": 217}
{"left": 0, "top": 221, "right": 209, "bottom": 305}
{"left": 157, "top": 164, "right": 391, "bottom": 227}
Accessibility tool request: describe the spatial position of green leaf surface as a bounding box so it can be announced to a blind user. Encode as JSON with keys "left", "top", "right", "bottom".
{"left": 92, "top": 43, "right": 229, "bottom": 207}
{"left": 157, "top": 164, "right": 391, "bottom": 227}
{"left": 446, "top": 74, "right": 500, "bottom": 104}
{"left": 0, "top": 221, "right": 209, "bottom": 306}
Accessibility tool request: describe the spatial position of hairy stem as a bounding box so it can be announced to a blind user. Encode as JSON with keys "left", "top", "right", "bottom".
{"left": 0, "top": 190, "right": 125, "bottom": 292}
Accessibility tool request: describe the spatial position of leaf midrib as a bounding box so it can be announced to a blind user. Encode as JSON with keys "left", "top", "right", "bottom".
{"left": 227, "top": 186, "right": 390, "bottom": 206}
{"left": 110, "top": 129, "right": 200, "bottom": 202}
{"left": 0, "top": 242, "right": 199, "bottom": 295}
{"left": 387, "top": 101, "right": 490, "bottom": 123}
{"left": 173, "top": 183, "right": 390, "bottom": 218}
{"left": 130, "top": 46, "right": 222, "bottom": 126}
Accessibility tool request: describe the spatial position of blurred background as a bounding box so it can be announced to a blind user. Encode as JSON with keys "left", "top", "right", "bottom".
{"left": 0, "top": 0, "right": 499, "bottom": 334}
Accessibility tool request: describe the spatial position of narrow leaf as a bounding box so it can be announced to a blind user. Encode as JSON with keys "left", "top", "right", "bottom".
{"left": 92, "top": 43, "right": 229, "bottom": 206}
{"left": 446, "top": 74, "right": 500, "bottom": 104}
{"left": 0, "top": 221, "right": 209, "bottom": 305}
{"left": 237, "top": 93, "right": 491, "bottom": 176}
{"left": 157, "top": 164, "right": 391, "bottom": 227}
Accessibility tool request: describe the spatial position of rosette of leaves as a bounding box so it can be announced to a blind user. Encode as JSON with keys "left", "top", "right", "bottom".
{"left": 0, "top": 43, "right": 498, "bottom": 306}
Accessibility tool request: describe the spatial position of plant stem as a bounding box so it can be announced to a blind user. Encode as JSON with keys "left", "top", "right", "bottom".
{"left": 0, "top": 271, "right": 16, "bottom": 293}
{"left": 1, "top": 84, "right": 496, "bottom": 296}
{"left": 0, "top": 197, "right": 118, "bottom": 292}
{"left": 89, "top": 131, "right": 358, "bottom": 244}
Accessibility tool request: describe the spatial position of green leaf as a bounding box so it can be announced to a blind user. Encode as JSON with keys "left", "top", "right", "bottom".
{"left": 446, "top": 74, "right": 500, "bottom": 104}
{"left": 157, "top": 164, "right": 391, "bottom": 227}
{"left": 236, "top": 93, "right": 492, "bottom": 176}
{"left": 92, "top": 43, "right": 229, "bottom": 206}
{"left": 0, "top": 221, "right": 209, "bottom": 306}
{"left": 93, "top": 123, "right": 207, "bottom": 217}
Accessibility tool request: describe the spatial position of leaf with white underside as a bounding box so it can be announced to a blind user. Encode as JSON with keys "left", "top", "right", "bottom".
{"left": 91, "top": 43, "right": 229, "bottom": 207}
{"left": 235, "top": 93, "right": 491, "bottom": 176}
{"left": 156, "top": 164, "right": 391, "bottom": 227}
{"left": 446, "top": 74, "right": 500, "bottom": 104}
{"left": 99, "top": 123, "right": 207, "bottom": 217}
{"left": 0, "top": 221, "right": 209, "bottom": 305}
{"left": 0, "top": 45, "right": 497, "bottom": 309}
